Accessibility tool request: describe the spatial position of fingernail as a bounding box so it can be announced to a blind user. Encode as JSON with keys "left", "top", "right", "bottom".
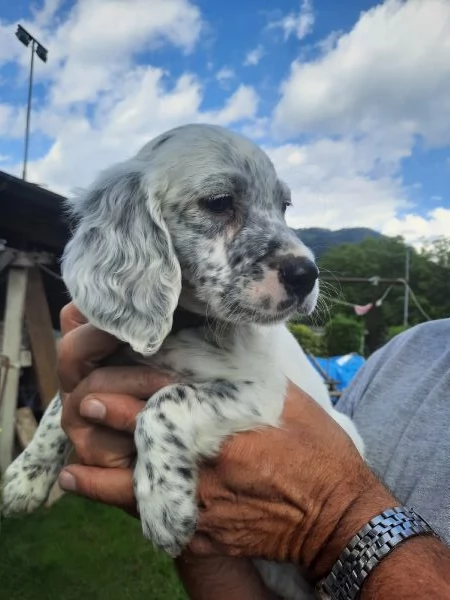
{"left": 59, "top": 470, "right": 77, "bottom": 492}
{"left": 80, "top": 398, "right": 106, "bottom": 420}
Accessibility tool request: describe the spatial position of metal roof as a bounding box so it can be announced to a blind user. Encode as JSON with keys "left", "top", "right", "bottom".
{"left": 0, "top": 170, "right": 70, "bottom": 252}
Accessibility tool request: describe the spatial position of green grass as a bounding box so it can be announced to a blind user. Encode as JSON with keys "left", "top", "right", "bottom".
{"left": 0, "top": 494, "right": 188, "bottom": 600}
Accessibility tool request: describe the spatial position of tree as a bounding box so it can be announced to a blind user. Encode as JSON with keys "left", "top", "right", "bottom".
{"left": 288, "top": 323, "right": 325, "bottom": 355}
{"left": 324, "top": 314, "right": 364, "bottom": 357}
{"left": 421, "top": 236, "right": 450, "bottom": 268}
{"left": 316, "top": 236, "right": 450, "bottom": 354}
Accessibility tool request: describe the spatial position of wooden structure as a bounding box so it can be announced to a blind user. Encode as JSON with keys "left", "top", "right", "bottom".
{"left": 0, "top": 171, "right": 69, "bottom": 477}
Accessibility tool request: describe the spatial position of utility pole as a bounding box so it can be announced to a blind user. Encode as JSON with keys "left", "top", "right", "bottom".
{"left": 403, "top": 246, "right": 410, "bottom": 327}
{"left": 15, "top": 25, "right": 48, "bottom": 181}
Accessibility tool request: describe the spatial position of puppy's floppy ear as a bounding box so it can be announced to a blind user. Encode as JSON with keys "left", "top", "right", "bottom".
{"left": 62, "top": 161, "right": 181, "bottom": 356}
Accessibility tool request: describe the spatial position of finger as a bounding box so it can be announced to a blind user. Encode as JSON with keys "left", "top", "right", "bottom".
{"left": 76, "top": 368, "right": 176, "bottom": 405}
{"left": 187, "top": 534, "right": 225, "bottom": 556}
{"left": 58, "top": 323, "right": 119, "bottom": 392}
{"left": 80, "top": 393, "right": 146, "bottom": 434}
{"left": 63, "top": 425, "right": 136, "bottom": 468}
{"left": 61, "top": 370, "right": 175, "bottom": 442}
{"left": 60, "top": 302, "right": 89, "bottom": 336}
{"left": 197, "top": 464, "right": 235, "bottom": 509}
{"left": 197, "top": 498, "right": 301, "bottom": 532}
{"left": 59, "top": 466, "right": 136, "bottom": 513}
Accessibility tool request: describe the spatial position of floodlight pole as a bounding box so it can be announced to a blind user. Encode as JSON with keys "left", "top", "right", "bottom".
{"left": 15, "top": 25, "right": 48, "bottom": 181}
{"left": 23, "top": 39, "right": 36, "bottom": 181}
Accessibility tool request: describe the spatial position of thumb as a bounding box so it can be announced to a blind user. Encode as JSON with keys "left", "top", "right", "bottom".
{"left": 60, "top": 302, "right": 88, "bottom": 336}
{"left": 79, "top": 393, "right": 146, "bottom": 433}
{"left": 59, "top": 465, "right": 137, "bottom": 514}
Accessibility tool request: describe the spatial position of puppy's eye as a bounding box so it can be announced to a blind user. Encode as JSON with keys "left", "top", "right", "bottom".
{"left": 282, "top": 200, "right": 292, "bottom": 214}
{"left": 200, "top": 194, "right": 234, "bottom": 215}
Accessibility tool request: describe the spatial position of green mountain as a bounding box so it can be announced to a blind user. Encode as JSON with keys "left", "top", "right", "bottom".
{"left": 294, "top": 227, "right": 384, "bottom": 258}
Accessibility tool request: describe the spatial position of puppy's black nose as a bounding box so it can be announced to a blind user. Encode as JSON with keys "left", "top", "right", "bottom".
{"left": 278, "top": 256, "right": 319, "bottom": 296}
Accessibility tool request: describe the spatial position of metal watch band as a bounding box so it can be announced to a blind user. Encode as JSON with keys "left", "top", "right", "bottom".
{"left": 315, "top": 506, "right": 437, "bottom": 600}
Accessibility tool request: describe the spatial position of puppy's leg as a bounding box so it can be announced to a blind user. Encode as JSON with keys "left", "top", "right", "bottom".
{"left": 134, "top": 380, "right": 263, "bottom": 557}
{"left": 2, "top": 393, "right": 70, "bottom": 515}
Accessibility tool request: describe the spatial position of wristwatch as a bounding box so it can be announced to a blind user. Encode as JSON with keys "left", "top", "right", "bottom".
{"left": 315, "top": 506, "right": 438, "bottom": 600}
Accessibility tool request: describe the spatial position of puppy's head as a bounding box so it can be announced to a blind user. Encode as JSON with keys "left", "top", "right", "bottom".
{"left": 62, "top": 124, "right": 318, "bottom": 355}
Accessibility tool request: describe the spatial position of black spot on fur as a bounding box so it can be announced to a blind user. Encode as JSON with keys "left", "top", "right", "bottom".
{"left": 176, "top": 387, "right": 187, "bottom": 400}
{"left": 265, "top": 239, "right": 282, "bottom": 257}
{"left": 259, "top": 295, "right": 271, "bottom": 310}
{"left": 177, "top": 467, "right": 193, "bottom": 480}
{"left": 182, "top": 517, "right": 195, "bottom": 531}
{"left": 230, "top": 253, "right": 243, "bottom": 267}
{"left": 249, "top": 264, "right": 264, "bottom": 280}
{"left": 164, "top": 433, "right": 187, "bottom": 451}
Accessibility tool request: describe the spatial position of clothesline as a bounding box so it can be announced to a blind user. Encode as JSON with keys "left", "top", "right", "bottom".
{"left": 323, "top": 282, "right": 431, "bottom": 321}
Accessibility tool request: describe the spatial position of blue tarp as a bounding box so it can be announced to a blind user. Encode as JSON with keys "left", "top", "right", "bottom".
{"left": 308, "top": 353, "right": 366, "bottom": 393}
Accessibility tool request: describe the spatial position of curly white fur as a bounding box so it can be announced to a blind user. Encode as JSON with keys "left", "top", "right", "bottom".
{"left": 2, "top": 124, "right": 364, "bottom": 600}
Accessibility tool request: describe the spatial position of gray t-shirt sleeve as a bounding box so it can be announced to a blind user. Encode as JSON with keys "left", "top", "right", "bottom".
{"left": 336, "top": 319, "right": 450, "bottom": 543}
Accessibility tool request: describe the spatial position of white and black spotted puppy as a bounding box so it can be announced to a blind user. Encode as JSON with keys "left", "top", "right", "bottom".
{"left": 2, "top": 124, "right": 364, "bottom": 600}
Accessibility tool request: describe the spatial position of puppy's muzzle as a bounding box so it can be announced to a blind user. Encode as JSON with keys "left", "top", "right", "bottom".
{"left": 277, "top": 256, "right": 319, "bottom": 300}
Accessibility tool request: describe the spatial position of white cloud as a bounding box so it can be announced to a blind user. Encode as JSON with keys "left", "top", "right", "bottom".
{"left": 207, "top": 85, "right": 259, "bottom": 126}
{"left": 382, "top": 207, "right": 450, "bottom": 245}
{"left": 0, "top": 0, "right": 261, "bottom": 196}
{"left": 0, "top": 0, "right": 207, "bottom": 191}
{"left": 26, "top": 73, "right": 258, "bottom": 195}
{"left": 244, "top": 44, "right": 265, "bottom": 66}
{"left": 267, "top": 0, "right": 450, "bottom": 243}
{"left": 268, "top": 0, "right": 315, "bottom": 41}
{"left": 31, "top": 0, "right": 63, "bottom": 28}
{"left": 273, "top": 0, "right": 450, "bottom": 150}
{"left": 44, "top": 0, "right": 203, "bottom": 107}
{"left": 0, "top": 21, "right": 22, "bottom": 67}
{"left": 0, "top": 0, "right": 448, "bottom": 249}
{"left": 216, "top": 66, "right": 235, "bottom": 82}
{"left": 267, "top": 138, "right": 410, "bottom": 231}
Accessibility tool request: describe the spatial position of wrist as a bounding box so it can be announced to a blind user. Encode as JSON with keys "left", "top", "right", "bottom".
{"left": 360, "top": 534, "right": 450, "bottom": 599}
{"left": 302, "top": 467, "right": 396, "bottom": 581}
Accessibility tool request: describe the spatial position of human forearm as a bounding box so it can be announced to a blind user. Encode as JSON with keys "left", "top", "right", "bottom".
{"left": 360, "top": 535, "right": 450, "bottom": 599}
{"left": 306, "top": 471, "right": 450, "bottom": 599}
{"left": 175, "top": 555, "right": 279, "bottom": 600}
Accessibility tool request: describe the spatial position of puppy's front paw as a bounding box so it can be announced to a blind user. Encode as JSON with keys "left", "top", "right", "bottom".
{"left": 134, "top": 456, "right": 197, "bottom": 557}
{"left": 1, "top": 451, "right": 59, "bottom": 516}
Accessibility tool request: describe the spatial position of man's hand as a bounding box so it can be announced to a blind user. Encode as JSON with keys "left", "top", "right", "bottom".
{"left": 57, "top": 303, "right": 174, "bottom": 510}
{"left": 55, "top": 303, "right": 450, "bottom": 600}
{"left": 58, "top": 313, "right": 394, "bottom": 575}
{"left": 57, "top": 303, "right": 276, "bottom": 599}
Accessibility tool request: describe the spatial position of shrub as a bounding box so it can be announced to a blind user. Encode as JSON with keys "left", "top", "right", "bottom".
{"left": 386, "top": 324, "right": 411, "bottom": 341}
{"left": 288, "top": 323, "right": 325, "bottom": 356}
{"left": 325, "top": 314, "right": 364, "bottom": 356}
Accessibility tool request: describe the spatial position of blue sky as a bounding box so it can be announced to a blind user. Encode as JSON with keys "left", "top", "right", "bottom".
{"left": 0, "top": 0, "right": 449, "bottom": 243}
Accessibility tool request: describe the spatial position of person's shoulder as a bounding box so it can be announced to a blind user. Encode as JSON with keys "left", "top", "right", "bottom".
{"left": 391, "top": 318, "right": 450, "bottom": 347}
{"left": 365, "top": 318, "right": 450, "bottom": 364}
{"left": 337, "top": 319, "right": 450, "bottom": 416}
